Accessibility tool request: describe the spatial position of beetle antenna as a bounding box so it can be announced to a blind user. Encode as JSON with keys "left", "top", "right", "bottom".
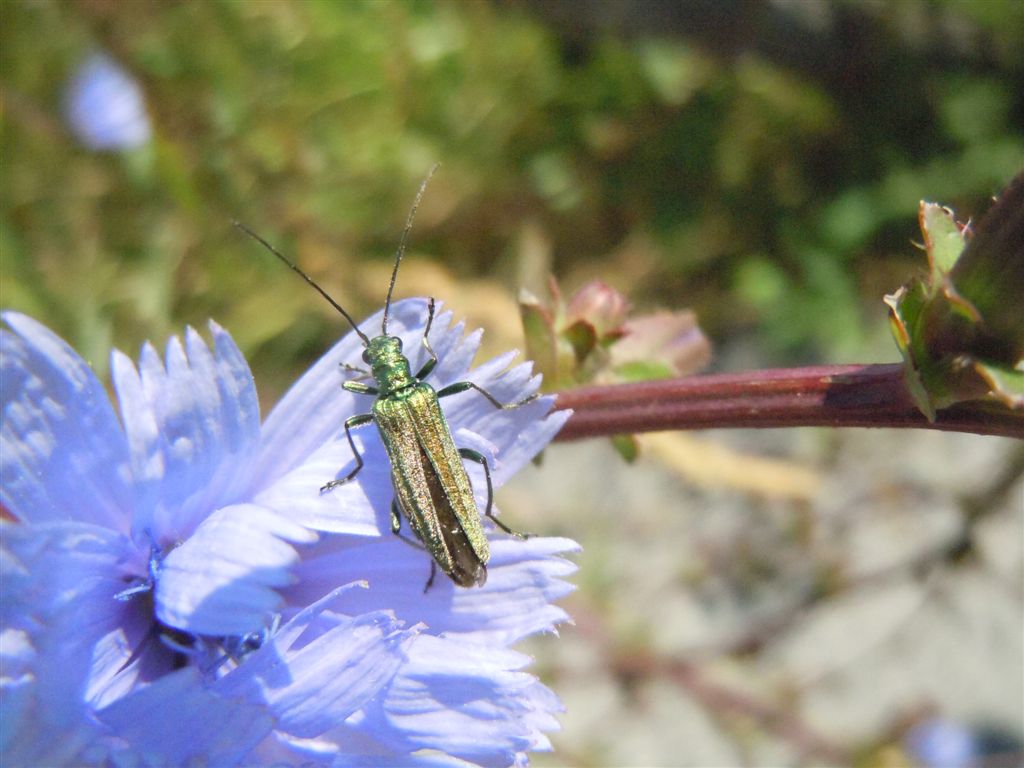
{"left": 234, "top": 221, "right": 370, "bottom": 346}
{"left": 381, "top": 163, "right": 440, "bottom": 335}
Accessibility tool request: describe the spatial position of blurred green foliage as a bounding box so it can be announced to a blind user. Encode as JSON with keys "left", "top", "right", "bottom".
{"left": 2, "top": 0, "right": 1022, "bottom": 407}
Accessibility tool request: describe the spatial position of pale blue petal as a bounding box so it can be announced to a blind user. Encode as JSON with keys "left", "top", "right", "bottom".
{"left": 253, "top": 427, "right": 392, "bottom": 535}
{"left": 0, "top": 632, "right": 38, "bottom": 757}
{"left": 84, "top": 611, "right": 158, "bottom": 710}
{"left": 335, "top": 750, "right": 481, "bottom": 767}
{"left": 109, "top": 347, "right": 162, "bottom": 531}
{"left": 457, "top": 349, "right": 524, "bottom": 391}
{"left": 289, "top": 538, "right": 437, "bottom": 608}
{"left": 207, "top": 320, "right": 262, "bottom": 498}
{"left": 1, "top": 521, "right": 137, "bottom": 765}
{"left": 0, "top": 634, "right": 96, "bottom": 767}
{"left": 254, "top": 319, "right": 376, "bottom": 490}
{"left": 65, "top": 53, "right": 152, "bottom": 151}
{"left": 245, "top": 731, "right": 340, "bottom": 766}
{"left": 180, "top": 324, "right": 263, "bottom": 502}
{"left": 906, "top": 718, "right": 976, "bottom": 768}
{"left": 1, "top": 313, "right": 133, "bottom": 530}
{"left": 220, "top": 585, "right": 415, "bottom": 738}
{"left": 256, "top": 729, "right": 481, "bottom": 767}
{"left": 345, "top": 634, "right": 563, "bottom": 766}
{"left": 288, "top": 536, "right": 579, "bottom": 645}
{"left": 111, "top": 327, "right": 262, "bottom": 542}
{"left": 484, "top": 401, "right": 569, "bottom": 486}
{"left": 155, "top": 503, "right": 316, "bottom": 635}
{"left": 441, "top": 537, "right": 579, "bottom": 644}
{"left": 96, "top": 667, "right": 273, "bottom": 766}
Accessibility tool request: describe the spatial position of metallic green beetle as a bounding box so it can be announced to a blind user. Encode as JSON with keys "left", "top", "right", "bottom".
{"left": 236, "top": 168, "right": 534, "bottom": 588}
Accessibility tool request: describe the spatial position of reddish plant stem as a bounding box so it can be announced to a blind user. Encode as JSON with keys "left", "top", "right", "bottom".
{"left": 552, "top": 363, "right": 1024, "bottom": 440}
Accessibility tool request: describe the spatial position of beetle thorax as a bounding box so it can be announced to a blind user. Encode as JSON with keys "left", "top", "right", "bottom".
{"left": 364, "top": 335, "right": 415, "bottom": 395}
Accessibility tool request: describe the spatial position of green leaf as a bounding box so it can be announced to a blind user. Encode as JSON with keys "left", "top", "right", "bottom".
{"left": 884, "top": 285, "right": 936, "bottom": 420}
{"left": 519, "top": 290, "right": 558, "bottom": 387}
{"left": 973, "top": 361, "right": 1024, "bottom": 408}
{"left": 885, "top": 175, "right": 1024, "bottom": 419}
{"left": 613, "top": 360, "right": 676, "bottom": 382}
{"left": 610, "top": 434, "right": 640, "bottom": 463}
{"left": 562, "top": 320, "right": 599, "bottom": 365}
{"left": 920, "top": 202, "right": 966, "bottom": 278}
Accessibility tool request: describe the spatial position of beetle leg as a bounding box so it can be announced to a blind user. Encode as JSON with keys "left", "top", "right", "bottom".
{"left": 437, "top": 380, "right": 538, "bottom": 410}
{"left": 320, "top": 413, "right": 374, "bottom": 493}
{"left": 342, "top": 381, "right": 378, "bottom": 396}
{"left": 389, "top": 497, "right": 430, "bottom": 551}
{"left": 458, "top": 447, "right": 531, "bottom": 539}
{"left": 414, "top": 297, "right": 438, "bottom": 380}
{"left": 423, "top": 561, "right": 437, "bottom": 593}
{"left": 389, "top": 497, "right": 437, "bottom": 593}
{"left": 339, "top": 361, "right": 372, "bottom": 381}
{"left": 390, "top": 496, "right": 403, "bottom": 534}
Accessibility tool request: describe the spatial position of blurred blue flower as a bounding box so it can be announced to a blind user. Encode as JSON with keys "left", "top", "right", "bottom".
{"left": 1, "top": 300, "right": 577, "bottom": 766}
{"left": 65, "top": 53, "right": 152, "bottom": 150}
{"left": 905, "top": 717, "right": 977, "bottom": 768}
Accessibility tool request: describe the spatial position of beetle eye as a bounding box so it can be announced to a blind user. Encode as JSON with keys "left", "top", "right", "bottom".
{"left": 361, "top": 349, "right": 371, "bottom": 364}
{"left": 394, "top": 338, "right": 403, "bottom": 351}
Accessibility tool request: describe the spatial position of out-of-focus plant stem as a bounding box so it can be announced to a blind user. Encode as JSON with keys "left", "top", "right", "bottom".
{"left": 553, "top": 364, "right": 1024, "bottom": 441}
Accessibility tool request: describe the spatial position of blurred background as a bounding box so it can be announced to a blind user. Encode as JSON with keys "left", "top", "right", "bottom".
{"left": 2, "top": 1, "right": 1021, "bottom": 766}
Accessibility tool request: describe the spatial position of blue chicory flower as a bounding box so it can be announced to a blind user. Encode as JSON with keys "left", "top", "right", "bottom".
{"left": 1, "top": 299, "right": 578, "bottom": 766}
{"left": 65, "top": 53, "right": 152, "bottom": 151}
{"left": 904, "top": 717, "right": 977, "bottom": 768}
